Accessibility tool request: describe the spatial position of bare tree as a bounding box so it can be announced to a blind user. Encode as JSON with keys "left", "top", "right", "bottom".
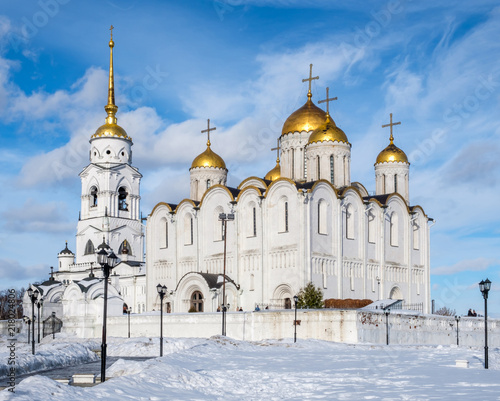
{"left": 434, "top": 306, "right": 456, "bottom": 316}
{"left": 0, "top": 288, "right": 24, "bottom": 320}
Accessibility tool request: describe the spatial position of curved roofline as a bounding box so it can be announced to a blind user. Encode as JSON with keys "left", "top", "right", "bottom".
{"left": 339, "top": 185, "right": 366, "bottom": 201}
{"left": 264, "top": 177, "right": 298, "bottom": 197}
{"left": 174, "top": 199, "right": 200, "bottom": 213}
{"left": 237, "top": 176, "right": 268, "bottom": 190}
{"left": 409, "top": 204, "right": 428, "bottom": 218}
{"left": 236, "top": 185, "right": 263, "bottom": 202}
{"left": 199, "top": 184, "right": 235, "bottom": 206}
{"left": 309, "top": 179, "right": 339, "bottom": 197}
{"left": 150, "top": 202, "right": 174, "bottom": 217}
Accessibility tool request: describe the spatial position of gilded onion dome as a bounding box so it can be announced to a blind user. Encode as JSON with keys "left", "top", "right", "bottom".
{"left": 91, "top": 32, "right": 132, "bottom": 142}
{"left": 281, "top": 92, "right": 327, "bottom": 136}
{"left": 376, "top": 142, "right": 409, "bottom": 164}
{"left": 264, "top": 159, "right": 281, "bottom": 181}
{"left": 191, "top": 140, "right": 227, "bottom": 169}
{"left": 308, "top": 113, "right": 349, "bottom": 145}
{"left": 376, "top": 113, "right": 408, "bottom": 164}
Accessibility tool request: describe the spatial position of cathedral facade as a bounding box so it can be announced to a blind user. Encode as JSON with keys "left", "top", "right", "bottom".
{"left": 146, "top": 72, "right": 431, "bottom": 314}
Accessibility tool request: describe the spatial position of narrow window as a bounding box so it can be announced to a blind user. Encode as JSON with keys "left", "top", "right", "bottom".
{"left": 190, "top": 217, "right": 194, "bottom": 245}
{"left": 304, "top": 152, "right": 307, "bottom": 179}
{"left": 164, "top": 220, "right": 169, "bottom": 248}
{"left": 318, "top": 201, "right": 327, "bottom": 234}
{"left": 253, "top": 207, "right": 257, "bottom": 237}
{"left": 90, "top": 186, "right": 98, "bottom": 207}
{"left": 184, "top": 215, "right": 193, "bottom": 245}
{"left": 191, "top": 291, "right": 203, "bottom": 312}
{"left": 382, "top": 174, "right": 386, "bottom": 193}
{"left": 346, "top": 204, "right": 354, "bottom": 239}
{"left": 118, "top": 187, "right": 128, "bottom": 211}
{"left": 317, "top": 156, "right": 321, "bottom": 180}
{"left": 413, "top": 222, "right": 419, "bottom": 250}
{"left": 330, "top": 155, "right": 334, "bottom": 184}
{"left": 84, "top": 240, "right": 94, "bottom": 255}
{"left": 368, "top": 212, "right": 376, "bottom": 243}
{"left": 322, "top": 262, "right": 327, "bottom": 289}
{"left": 390, "top": 212, "right": 399, "bottom": 246}
{"left": 250, "top": 274, "right": 255, "bottom": 291}
{"left": 285, "top": 201, "right": 289, "bottom": 232}
{"left": 207, "top": 179, "right": 211, "bottom": 189}
{"left": 291, "top": 150, "right": 295, "bottom": 180}
{"left": 394, "top": 175, "right": 398, "bottom": 192}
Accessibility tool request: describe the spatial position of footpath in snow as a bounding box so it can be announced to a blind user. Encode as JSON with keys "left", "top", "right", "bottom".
{"left": 0, "top": 334, "right": 499, "bottom": 400}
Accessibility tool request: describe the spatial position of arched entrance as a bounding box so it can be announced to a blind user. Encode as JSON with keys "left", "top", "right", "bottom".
{"left": 389, "top": 286, "right": 403, "bottom": 300}
{"left": 191, "top": 291, "right": 204, "bottom": 312}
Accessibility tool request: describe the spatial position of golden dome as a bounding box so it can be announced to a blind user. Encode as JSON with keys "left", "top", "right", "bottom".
{"left": 282, "top": 93, "right": 326, "bottom": 136}
{"left": 92, "top": 122, "right": 131, "bottom": 140}
{"left": 191, "top": 143, "right": 226, "bottom": 169}
{"left": 376, "top": 143, "right": 409, "bottom": 164}
{"left": 264, "top": 159, "right": 281, "bottom": 181}
{"left": 308, "top": 114, "right": 349, "bottom": 145}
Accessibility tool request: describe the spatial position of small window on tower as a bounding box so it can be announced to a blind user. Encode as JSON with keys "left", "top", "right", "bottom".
{"left": 118, "top": 187, "right": 129, "bottom": 211}
{"left": 106, "top": 150, "right": 111, "bottom": 155}
{"left": 121, "top": 151, "right": 125, "bottom": 156}
{"left": 207, "top": 179, "right": 211, "bottom": 189}
{"left": 90, "top": 186, "right": 98, "bottom": 207}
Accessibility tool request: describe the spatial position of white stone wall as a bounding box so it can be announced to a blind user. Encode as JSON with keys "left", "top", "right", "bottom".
{"left": 26, "top": 310, "right": 499, "bottom": 347}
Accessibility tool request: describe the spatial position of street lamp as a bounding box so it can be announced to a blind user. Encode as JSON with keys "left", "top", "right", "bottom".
{"left": 293, "top": 295, "right": 299, "bottom": 343}
{"left": 96, "top": 240, "right": 119, "bottom": 383}
{"left": 454, "top": 315, "right": 461, "bottom": 346}
{"left": 385, "top": 309, "right": 391, "bottom": 345}
{"left": 27, "top": 287, "right": 39, "bottom": 355}
{"left": 376, "top": 276, "right": 381, "bottom": 300}
{"left": 157, "top": 284, "right": 167, "bottom": 356}
{"left": 36, "top": 298, "right": 43, "bottom": 343}
{"left": 126, "top": 307, "right": 132, "bottom": 338}
{"left": 479, "top": 278, "right": 492, "bottom": 369}
{"left": 219, "top": 212, "right": 234, "bottom": 336}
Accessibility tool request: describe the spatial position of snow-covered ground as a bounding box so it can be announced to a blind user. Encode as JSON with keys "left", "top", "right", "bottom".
{"left": 1, "top": 335, "right": 499, "bottom": 400}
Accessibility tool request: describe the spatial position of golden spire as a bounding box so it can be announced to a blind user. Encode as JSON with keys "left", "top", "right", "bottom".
{"left": 201, "top": 119, "right": 216, "bottom": 147}
{"left": 105, "top": 25, "right": 118, "bottom": 125}
{"left": 318, "top": 86, "right": 337, "bottom": 123}
{"left": 381, "top": 113, "right": 401, "bottom": 144}
{"left": 302, "top": 63, "right": 319, "bottom": 101}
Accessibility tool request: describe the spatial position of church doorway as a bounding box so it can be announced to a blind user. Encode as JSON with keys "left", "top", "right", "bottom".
{"left": 284, "top": 298, "right": 292, "bottom": 309}
{"left": 389, "top": 286, "right": 403, "bottom": 300}
{"left": 191, "top": 291, "right": 204, "bottom": 312}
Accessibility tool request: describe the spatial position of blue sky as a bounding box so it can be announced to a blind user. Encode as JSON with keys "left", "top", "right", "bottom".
{"left": 0, "top": 0, "right": 498, "bottom": 316}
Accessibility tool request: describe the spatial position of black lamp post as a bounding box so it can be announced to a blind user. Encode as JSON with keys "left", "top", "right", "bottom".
{"left": 293, "top": 295, "right": 299, "bottom": 343}
{"left": 454, "top": 315, "right": 461, "bottom": 346}
{"left": 219, "top": 212, "right": 234, "bottom": 336}
{"left": 36, "top": 298, "right": 43, "bottom": 343}
{"left": 96, "top": 241, "right": 119, "bottom": 383}
{"left": 127, "top": 307, "right": 132, "bottom": 338}
{"left": 479, "top": 278, "right": 491, "bottom": 369}
{"left": 385, "top": 309, "right": 391, "bottom": 345}
{"left": 51, "top": 312, "right": 56, "bottom": 339}
{"left": 27, "top": 287, "right": 39, "bottom": 355}
{"left": 157, "top": 284, "right": 167, "bottom": 356}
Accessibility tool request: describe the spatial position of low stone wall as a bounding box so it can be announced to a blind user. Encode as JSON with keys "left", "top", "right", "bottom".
{"left": 7, "top": 311, "right": 500, "bottom": 347}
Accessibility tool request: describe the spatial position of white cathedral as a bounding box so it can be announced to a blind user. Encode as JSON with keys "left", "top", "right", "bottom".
{"left": 27, "top": 34, "right": 431, "bottom": 322}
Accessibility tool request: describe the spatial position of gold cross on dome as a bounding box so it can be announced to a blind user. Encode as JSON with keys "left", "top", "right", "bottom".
{"left": 271, "top": 138, "right": 281, "bottom": 161}
{"left": 302, "top": 64, "right": 319, "bottom": 94}
{"left": 318, "top": 87, "right": 337, "bottom": 115}
{"left": 201, "top": 119, "right": 216, "bottom": 145}
{"left": 382, "top": 113, "right": 401, "bottom": 143}
{"left": 110, "top": 25, "right": 114, "bottom": 40}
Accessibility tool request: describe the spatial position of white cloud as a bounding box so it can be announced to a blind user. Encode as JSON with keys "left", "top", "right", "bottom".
{"left": 432, "top": 257, "right": 500, "bottom": 275}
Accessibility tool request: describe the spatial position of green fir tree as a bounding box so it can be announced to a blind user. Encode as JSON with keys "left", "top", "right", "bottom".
{"left": 297, "top": 282, "right": 323, "bottom": 309}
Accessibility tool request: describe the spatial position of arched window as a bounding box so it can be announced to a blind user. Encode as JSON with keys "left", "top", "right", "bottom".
{"left": 291, "top": 150, "right": 295, "bottom": 180}
{"left": 214, "top": 208, "right": 223, "bottom": 241}
{"left": 278, "top": 198, "right": 289, "bottom": 233}
{"left": 84, "top": 240, "right": 95, "bottom": 255}
{"left": 413, "top": 222, "right": 420, "bottom": 250}
{"left": 330, "top": 155, "right": 334, "bottom": 184}
{"left": 390, "top": 212, "right": 399, "bottom": 246}
{"left": 160, "top": 219, "right": 168, "bottom": 249}
{"left": 191, "top": 291, "right": 203, "bottom": 312}
{"left": 252, "top": 207, "right": 257, "bottom": 236}
{"left": 394, "top": 175, "right": 398, "bottom": 192}
{"left": 317, "top": 156, "right": 321, "bottom": 180}
{"left": 118, "top": 187, "right": 128, "bottom": 211}
{"left": 318, "top": 200, "right": 327, "bottom": 234}
{"left": 90, "top": 186, "right": 98, "bottom": 207}
{"left": 206, "top": 179, "right": 211, "bottom": 189}
{"left": 184, "top": 214, "right": 194, "bottom": 245}
{"left": 368, "top": 211, "right": 376, "bottom": 243}
{"left": 346, "top": 204, "right": 355, "bottom": 239}
{"left": 118, "top": 239, "right": 133, "bottom": 256}
{"left": 382, "top": 174, "right": 386, "bottom": 193}
{"left": 250, "top": 274, "right": 255, "bottom": 291}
